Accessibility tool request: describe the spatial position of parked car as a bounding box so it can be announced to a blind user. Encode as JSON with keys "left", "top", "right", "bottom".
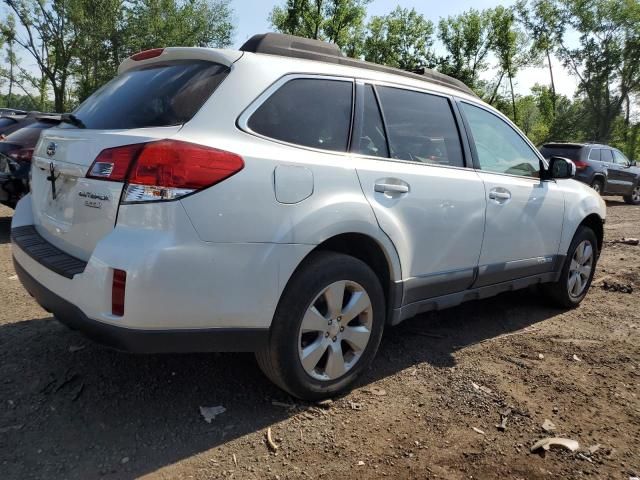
{"left": 11, "top": 34, "right": 606, "bottom": 400}
{"left": 540, "top": 142, "right": 640, "bottom": 204}
{"left": 0, "top": 115, "right": 61, "bottom": 208}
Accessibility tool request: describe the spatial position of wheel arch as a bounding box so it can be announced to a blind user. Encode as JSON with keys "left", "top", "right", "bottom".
{"left": 578, "top": 213, "right": 604, "bottom": 255}
{"left": 286, "top": 232, "right": 402, "bottom": 324}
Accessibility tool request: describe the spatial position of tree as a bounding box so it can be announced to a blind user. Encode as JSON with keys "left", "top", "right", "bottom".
{"left": 556, "top": 0, "right": 640, "bottom": 143}
{"left": 437, "top": 8, "right": 493, "bottom": 90}
{"left": 3, "top": 14, "right": 16, "bottom": 107}
{"left": 363, "top": 6, "right": 435, "bottom": 71}
{"left": 517, "top": 0, "right": 565, "bottom": 114}
{"left": 5, "top": 0, "right": 80, "bottom": 112}
{"left": 489, "top": 6, "right": 531, "bottom": 122}
{"left": 270, "top": 0, "right": 369, "bottom": 55}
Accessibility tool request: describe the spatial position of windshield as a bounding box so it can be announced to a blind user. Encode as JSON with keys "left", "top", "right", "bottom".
{"left": 71, "top": 60, "right": 229, "bottom": 130}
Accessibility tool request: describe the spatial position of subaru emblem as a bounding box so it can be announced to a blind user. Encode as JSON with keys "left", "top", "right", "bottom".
{"left": 46, "top": 142, "right": 57, "bottom": 157}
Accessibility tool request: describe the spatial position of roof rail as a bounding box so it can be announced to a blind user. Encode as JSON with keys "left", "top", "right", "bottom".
{"left": 240, "top": 33, "right": 476, "bottom": 97}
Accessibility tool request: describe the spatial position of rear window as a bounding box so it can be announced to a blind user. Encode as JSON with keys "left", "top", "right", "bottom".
{"left": 71, "top": 60, "right": 229, "bottom": 130}
{"left": 539, "top": 145, "right": 583, "bottom": 161}
{"left": 4, "top": 121, "right": 58, "bottom": 145}
{"left": 248, "top": 78, "right": 353, "bottom": 152}
{"left": 0, "top": 117, "right": 17, "bottom": 128}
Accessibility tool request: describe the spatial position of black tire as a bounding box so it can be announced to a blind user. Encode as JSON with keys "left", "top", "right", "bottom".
{"left": 541, "top": 226, "right": 598, "bottom": 308}
{"left": 623, "top": 184, "right": 640, "bottom": 205}
{"left": 591, "top": 178, "right": 604, "bottom": 195}
{"left": 256, "top": 251, "right": 385, "bottom": 400}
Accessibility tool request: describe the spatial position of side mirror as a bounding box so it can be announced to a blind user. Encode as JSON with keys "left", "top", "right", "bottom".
{"left": 544, "top": 156, "right": 575, "bottom": 180}
{"left": 630, "top": 160, "right": 637, "bottom": 167}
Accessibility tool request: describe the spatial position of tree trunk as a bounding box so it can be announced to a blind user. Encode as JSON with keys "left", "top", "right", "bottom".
{"left": 8, "top": 59, "right": 13, "bottom": 108}
{"left": 489, "top": 71, "right": 505, "bottom": 105}
{"left": 546, "top": 48, "right": 556, "bottom": 115}
{"left": 508, "top": 71, "right": 517, "bottom": 124}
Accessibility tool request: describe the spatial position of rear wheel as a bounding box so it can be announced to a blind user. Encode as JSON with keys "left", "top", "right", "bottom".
{"left": 541, "top": 226, "right": 598, "bottom": 308}
{"left": 623, "top": 185, "right": 640, "bottom": 205}
{"left": 256, "top": 252, "right": 385, "bottom": 400}
{"left": 591, "top": 178, "right": 604, "bottom": 195}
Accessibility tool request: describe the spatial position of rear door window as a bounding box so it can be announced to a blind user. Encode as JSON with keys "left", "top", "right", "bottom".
{"left": 375, "top": 86, "right": 464, "bottom": 167}
{"left": 71, "top": 60, "right": 229, "bottom": 130}
{"left": 248, "top": 78, "right": 353, "bottom": 152}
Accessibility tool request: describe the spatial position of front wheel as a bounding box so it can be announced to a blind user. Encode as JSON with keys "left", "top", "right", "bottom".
{"left": 256, "top": 252, "right": 385, "bottom": 400}
{"left": 541, "top": 226, "right": 598, "bottom": 308}
{"left": 623, "top": 185, "right": 640, "bottom": 205}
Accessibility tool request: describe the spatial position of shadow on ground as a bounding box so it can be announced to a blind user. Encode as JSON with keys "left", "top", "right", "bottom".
{"left": 0, "top": 287, "right": 559, "bottom": 479}
{"left": 0, "top": 215, "right": 10, "bottom": 245}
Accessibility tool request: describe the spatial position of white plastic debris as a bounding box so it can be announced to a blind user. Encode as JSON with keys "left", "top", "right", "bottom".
{"left": 531, "top": 437, "right": 579, "bottom": 453}
{"left": 542, "top": 419, "right": 556, "bottom": 432}
{"left": 199, "top": 405, "right": 226, "bottom": 423}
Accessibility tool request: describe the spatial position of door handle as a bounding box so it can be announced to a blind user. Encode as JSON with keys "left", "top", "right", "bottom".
{"left": 489, "top": 188, "right": 511, "bottom": 202}
{"left": 374, "top": 181, "right": 410, "bottom": 194}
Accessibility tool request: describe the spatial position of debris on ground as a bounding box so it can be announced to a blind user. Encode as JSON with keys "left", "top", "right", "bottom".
{"left": 538, "top": 353, "right": 545, "bottom": 360}
{"left": 472, "top": 427, "right": 486, "bottom": 435}
{"left": 368, "top": 387, "right": 386, "bottom": 396}
{"left": 316, "top": 399, "right": 333, "bottom": 408}
{"left": 348, "top": 401, "right": 363, "bottom": 410}
{"left": 232, "top": 453, "right": 237, "bottom": 467}
{"left": 609, "top": 237, "right": 640, "bottom": 245}
{"left": 496, "top": 408, "right": 511, "bottom": 431}
{"left": 68, "top": 345, "right": 85, "bottom": 353}
{"left": 7, "top": 274, "right": 17, "bottom": 280}
{"left": 357, "top": 461, "right": 365, "bottom": 466}
{"left": 542, "top": 419, "right": 556, "bottom": 432}
{"left": 602, "top": 280, "right": 634, "bottom": 293}
{"left": 530, "top": 437, "right": 580, "bottom": 453}
{"left": 199, "top": 405, "right": 226, "bottom": 423}
{"left": 471, "top": 382, "right": 493, "bottom": 395}
{"left": 120, "top": 457, "right": 129, "bottom": 464}
{"left": 266, "top": 427, "right": 278, "bottom": 452}
{"left": 588, "top": 444, "right": 602, "bottom": 454}
{"left": 271, "top": 401, "right": 296, "bottom": 409}
{"left": 572, "top": 354, "right": 582, "bottom": 362}
{"left": 0, "top": 424, "right": 23, "bottom": 433}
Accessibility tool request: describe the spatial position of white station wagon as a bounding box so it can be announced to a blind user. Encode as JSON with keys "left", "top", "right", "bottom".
{"left": 11, "top": 33, "right": 605, "bottom": 399}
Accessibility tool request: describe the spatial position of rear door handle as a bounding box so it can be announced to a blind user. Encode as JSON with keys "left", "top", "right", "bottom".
{"left": 374, "top": 180, "right": 410, "bottom": 194}
{"left": 489, "top": 188, "right": 511, "bottom": 202}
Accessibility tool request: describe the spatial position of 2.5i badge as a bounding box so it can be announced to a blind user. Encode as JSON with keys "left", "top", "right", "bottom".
{"left": 78, "top": 191, "right": 110, "bottom": 209}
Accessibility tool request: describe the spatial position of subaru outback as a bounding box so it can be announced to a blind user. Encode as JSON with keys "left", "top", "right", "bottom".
{"left": 11, "top": 33, "right": 606, "bottom": 399}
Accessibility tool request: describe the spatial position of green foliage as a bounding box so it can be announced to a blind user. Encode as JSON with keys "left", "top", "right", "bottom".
{"left": 556, "top": 0, "right": 640, "bottom": 143}
{"left": 363, "top": 6, "right": 435, "bottom": 70}
{"left": 437, "top": 9, "right": 493, "bottom": 89}
{"left": 270, "top": 0, "right": 370, "bottom": 55}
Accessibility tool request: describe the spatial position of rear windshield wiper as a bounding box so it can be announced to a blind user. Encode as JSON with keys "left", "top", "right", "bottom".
{"left": 60, "top": 113, "right": 86, "bottom": 129}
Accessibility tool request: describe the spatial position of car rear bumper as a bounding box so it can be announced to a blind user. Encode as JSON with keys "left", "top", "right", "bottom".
{"left": 13, "top": 256, "right": 269, "bottom": 353}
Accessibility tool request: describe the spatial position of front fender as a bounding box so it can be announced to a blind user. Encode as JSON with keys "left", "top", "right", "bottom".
{"left": 558, "top": 180, "right": 606, "bottom": 254}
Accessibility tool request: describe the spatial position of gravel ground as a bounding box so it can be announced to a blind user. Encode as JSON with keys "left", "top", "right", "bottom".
{"left": 0, "top": 200, "right": 639, "bottom": 480}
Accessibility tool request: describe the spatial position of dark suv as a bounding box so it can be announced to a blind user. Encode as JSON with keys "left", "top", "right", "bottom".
{"left": 540, "top": 142, "right": 640, "bottom": 204}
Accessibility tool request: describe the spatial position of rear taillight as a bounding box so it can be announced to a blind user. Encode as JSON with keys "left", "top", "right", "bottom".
{"left": 112, "top": 269, "right": 126, "bottom": 316}
{"left": 87, "top": 140, "right": 244, "bottom": 203}
{"left": 130, "top": 48, "right": 164, "bottom": 61}
{"left": 8, "top": 148, "right": 34, "bottom": 163}
{"left": 573, "top": 160, "right": 587, "bottom": 171}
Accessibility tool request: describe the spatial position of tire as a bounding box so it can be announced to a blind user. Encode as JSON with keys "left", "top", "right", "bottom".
{"left": 623, "top": 184, "right": 640, "bottom": 205}
{"left": 256, "top": 251, "right": 385, "bottom": 400}
{"left": 541, "top": 226, "right": 598, "bottom": 308}
{"left": 591, "top": 178, "right": 604, "bottom": 195}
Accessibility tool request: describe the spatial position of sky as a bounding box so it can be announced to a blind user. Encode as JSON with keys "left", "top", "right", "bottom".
{"left": 230, "top": 0, "right": 579, "bottom": 98}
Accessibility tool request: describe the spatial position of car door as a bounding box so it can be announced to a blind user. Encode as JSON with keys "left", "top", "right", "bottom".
{"left": 600, "top": 149, "right": 623, "bottom": 193}
{"left": 458, "top": 101, "right": 565, "bottom": 287}
{"left": 352, "top": 83, "right": 486, "bottom": 305}
{"left": 612, "top": 149, "right": 636, "bottom": 194}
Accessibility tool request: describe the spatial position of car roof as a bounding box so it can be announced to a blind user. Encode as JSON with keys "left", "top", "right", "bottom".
{"left": 239, "top": 33, "right": 476, "bottom": 98}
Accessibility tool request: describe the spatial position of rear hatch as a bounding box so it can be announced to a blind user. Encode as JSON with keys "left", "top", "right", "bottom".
{"left": 29, "top": 51, "right": 236, "bottom": 261}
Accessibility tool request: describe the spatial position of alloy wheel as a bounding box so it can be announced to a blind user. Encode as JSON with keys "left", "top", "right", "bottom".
{"left": 567, "top": 240, "right": 594, "bottom": 298}
{"left": 632, "top": 186, "right": 640, "bottom": 203}
{"left": 297, "top": 280, "right": 373, "bottom": 381}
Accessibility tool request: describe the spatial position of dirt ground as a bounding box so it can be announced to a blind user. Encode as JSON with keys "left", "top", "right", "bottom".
{"left": 0, "top": 200, "right": 639, "bottom": 480}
